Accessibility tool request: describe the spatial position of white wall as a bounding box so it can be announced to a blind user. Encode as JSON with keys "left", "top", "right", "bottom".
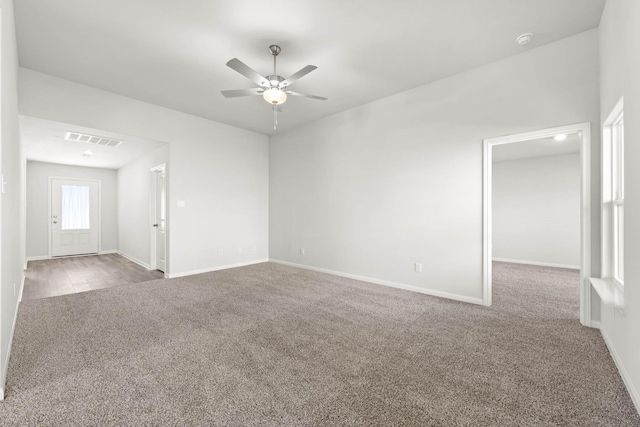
{"left": 18, "top": 68, "right": 269, "bottom": 277}
{"left": 0, "top": 0, "right": 25, "bottom": 400}
{"left": 26, "top": 161, "right": 118, "bottom": 258}
{"left": 269, "top": 30, "right": 600, "bottom": 303}
{"left": 598, "top": 0, "right": 640, "bottom": 412}
{"left": 492, "top": 153, "right": 580, "bottom": 268}
{"left": 117, "top": 145, "right": 168, "bottom": 268}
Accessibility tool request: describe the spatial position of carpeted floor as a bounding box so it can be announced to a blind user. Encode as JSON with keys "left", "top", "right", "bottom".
{"left": 1, "top": 261, "right": 638, "bottom": 426}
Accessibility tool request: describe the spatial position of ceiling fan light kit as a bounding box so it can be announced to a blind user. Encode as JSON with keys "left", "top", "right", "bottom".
{"left": 221, "top": 44, "right": 327, "bottom": 130}
{"left": 263, "top": 88, "right": 287, "bottom": 105}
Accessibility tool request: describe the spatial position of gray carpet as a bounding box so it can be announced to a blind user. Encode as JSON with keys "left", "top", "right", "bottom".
{"left": 0, "top": 261, "right": 638, "bottom": 426}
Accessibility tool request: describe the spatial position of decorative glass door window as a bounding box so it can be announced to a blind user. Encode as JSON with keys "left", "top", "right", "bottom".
{"left": 61, "top": 185, "right": 91, "bottom": 230}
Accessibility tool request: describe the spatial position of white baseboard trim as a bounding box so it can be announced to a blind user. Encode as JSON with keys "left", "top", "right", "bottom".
{"left": 167, "top": 259, "right": 269, "bottom": 279}
{"left": 269, "top": 259, "right": 484, "bottom": 305}
{"left": 19, "top": 274, "right": 25, "bottom": 303}
{"left": 492, "top": 258, "right": 579, "bottom": 270}
{"left": 590, "top": 320, "right": 601, "bottom": 329}
{"left": 599, "top": 327, "right": 640, "bottom": 415}
{"left": 27, "top": 250, "right": 117, "bottom": 264}
{"left": 0, "top": 291, "right": 21, "bottom": 401}
{"left": 117, "top": 252, "right": 151, "bottom": 270}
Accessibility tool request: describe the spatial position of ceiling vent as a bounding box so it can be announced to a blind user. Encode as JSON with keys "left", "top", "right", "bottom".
{"left": 65, "top": 131, "right": 124, "bottom": 147}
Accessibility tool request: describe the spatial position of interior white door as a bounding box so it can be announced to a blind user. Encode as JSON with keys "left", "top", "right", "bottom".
{"left": 51, "top": 178, "right": 99, "bottom": 257}
{"left": 155, "top": 171, "right": 167, "bottom": 272}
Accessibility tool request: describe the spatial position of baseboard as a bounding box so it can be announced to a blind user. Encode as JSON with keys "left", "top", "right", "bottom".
{"left": 27, "top": 250, "right": 116, "bottom": 263}
{"left": 590, "top": 320, "right": 601, "bottom": 329}
{"left": 269, "top": 259, "right": 484, "bottom": 305}
{"left": 167, "top": 259, "right": 269, "bottom": 279}
{"left": 117, "top": 252, "right": 151, "bottom": 270}
{"left": 26, "top": 255, "right": 49, "bottom": 262}
{"left": 0, "top": 291, "right": 21, "bottom": 401}
{"left": 492, "top": 258, "right": 579, "bottom": 270}
{"left": 600, "top": 326, "right": 640, "bottom": 414}
{"left": 19, "top": 274, "right": 25, "bottom": 303}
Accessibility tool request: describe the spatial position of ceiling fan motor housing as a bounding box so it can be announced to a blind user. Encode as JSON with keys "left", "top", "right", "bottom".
{"left": 269, "top": 45, "right": 281, "bottom": 56}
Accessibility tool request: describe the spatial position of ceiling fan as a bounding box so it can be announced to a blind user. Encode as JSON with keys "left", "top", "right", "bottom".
{"left": 221, "top": 45, "right": 327, "bottom": 129}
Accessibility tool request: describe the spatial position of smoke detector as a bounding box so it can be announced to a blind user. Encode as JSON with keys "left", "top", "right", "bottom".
{"left": 516, "top": 33, "right": 534, "bottom": 46}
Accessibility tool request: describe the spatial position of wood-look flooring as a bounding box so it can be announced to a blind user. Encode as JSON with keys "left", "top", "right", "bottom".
{"left": 23, "top": 254, "right": 165, "bottom": 300}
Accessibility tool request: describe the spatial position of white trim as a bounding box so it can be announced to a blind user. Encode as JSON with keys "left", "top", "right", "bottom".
{"left": 483, "top": 122, "right": 591, "bottom": 326}
{"left": 19, "top": 273, "right": 25, "bottom": 303}
{"left": 26, "top": 255, "right": 49, "bottom": 262}
{"left": 167, "top": 259, "right": 269, "bottom": 279}
{"left": 590, "top": 321, "right": 600, "bottom": 329}
{"left": 48, "top": 176, "right": 102, "bottom": 257}
{"left": 117, "top": 251, "right": 151, "bottom": 270}
{"left": 589, "top": 277, "right": 624, "bottom": 308}
{"left": 492, "top": 258, "right": 580, "bottom": 270}
{"left": 26, "top": 249, "right": 116, "bottom": 263}
{"left": 0, "top": 293, "right": 21, "bottom": 401}
{"left": 600, "top": 326, "right": 640, "bottom": 414}
{"left": 270, "top": 259, "right": 484, "bottom": 305}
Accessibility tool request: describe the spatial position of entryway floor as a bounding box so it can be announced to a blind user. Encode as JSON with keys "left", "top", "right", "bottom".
{"left": 23, "top": 254, "right": 164, "bottom": 300}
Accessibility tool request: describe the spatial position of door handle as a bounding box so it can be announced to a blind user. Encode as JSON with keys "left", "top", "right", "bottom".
{"left": 53, "top": 221, "right": 57, "bottom": 224}
{"left": 153, "top": 224, "right": 158, "bottom": 227}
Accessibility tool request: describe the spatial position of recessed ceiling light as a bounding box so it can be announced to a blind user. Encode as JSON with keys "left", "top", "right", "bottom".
{"left": 554, "top": 134, "right": 568, "bottom": 141}
{"left": 83, "top": 150, "right": 94, "bottom": 157}
{"left": 516, "top": 33, "right": 534, "bottom": 45}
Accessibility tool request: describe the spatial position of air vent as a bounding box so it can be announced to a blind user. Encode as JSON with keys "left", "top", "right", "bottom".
{"left": 65, "top": 131, "right": 124, "bottom": 147}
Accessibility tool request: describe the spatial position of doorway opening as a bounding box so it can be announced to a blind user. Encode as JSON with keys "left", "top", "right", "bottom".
{"left": 483, "top": 123, "right": 592, "bottom": 327}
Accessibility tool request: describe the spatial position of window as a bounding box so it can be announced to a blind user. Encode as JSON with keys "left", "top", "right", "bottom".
{"left": 602, "top": 98, "right": 624, "bottom": 287}
{"left": 61, "top": 184, "right": 91, "bottom": 230}
{"left": 611, "top": 114, "right": 624, "bottom": 285}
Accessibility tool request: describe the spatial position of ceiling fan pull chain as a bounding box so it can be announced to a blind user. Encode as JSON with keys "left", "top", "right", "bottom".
{"left": 273, "top": 105, "right": 278, "bottom": 130}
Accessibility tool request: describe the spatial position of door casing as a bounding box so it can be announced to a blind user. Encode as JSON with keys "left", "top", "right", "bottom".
{"left": 482, "top": 122, "right": 592, "bottom": 327}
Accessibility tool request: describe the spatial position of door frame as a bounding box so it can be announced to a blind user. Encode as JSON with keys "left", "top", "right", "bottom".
{"left": 149, "top": 163, "right": 167, "bottom": 275}
{"left": 482, "top": 122, "right": 592, "bottom": 327}
{"left": 48, "top": 176, "right": 102, "bottom": 258}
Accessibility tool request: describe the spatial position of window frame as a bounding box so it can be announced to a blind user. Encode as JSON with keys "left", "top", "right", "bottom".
{"left": 602, "top": 98, "right": 624, "bottom": 287}
{"left": 611, "top": 114, "right": 624, "bottom": 285}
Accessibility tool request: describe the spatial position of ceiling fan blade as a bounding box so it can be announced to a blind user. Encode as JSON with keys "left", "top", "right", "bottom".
{"left": 285, "top": 90, "right": 327, "bottom": 101}
{"left": 280, "top": 65, "right": 317, "bottom": 87}
{"left": 221, "top": 88, "right": 264, "bottom": 98}
{"left": 226, "top": 58, "right": 270, "bottom": 87}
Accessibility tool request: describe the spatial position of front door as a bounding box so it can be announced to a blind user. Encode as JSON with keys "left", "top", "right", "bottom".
{"left": 51, "top": 178, "right": 99, "bottom": 257}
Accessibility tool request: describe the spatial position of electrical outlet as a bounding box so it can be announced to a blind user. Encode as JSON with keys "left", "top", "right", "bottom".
{"left": 414, "top": 263, "right": 422, "bottom": 273}
{"left": 218, "top": 249, "right": 224, "bottom": 255}
{"left": 300, "top": 248, "right": 305, "bottom": 255}
{"left": 252, "top": 246, "right": 257, "bottom": 252}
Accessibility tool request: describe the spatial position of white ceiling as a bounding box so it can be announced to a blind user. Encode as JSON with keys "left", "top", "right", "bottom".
{"left": 492, "top": 133, "right": 581, "bottom": 163}
{"left": 14, "top": 0, "right": 605, "bottom": 136}
{"left": 21, "top": 116, "right": 167, "bottom": 169}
